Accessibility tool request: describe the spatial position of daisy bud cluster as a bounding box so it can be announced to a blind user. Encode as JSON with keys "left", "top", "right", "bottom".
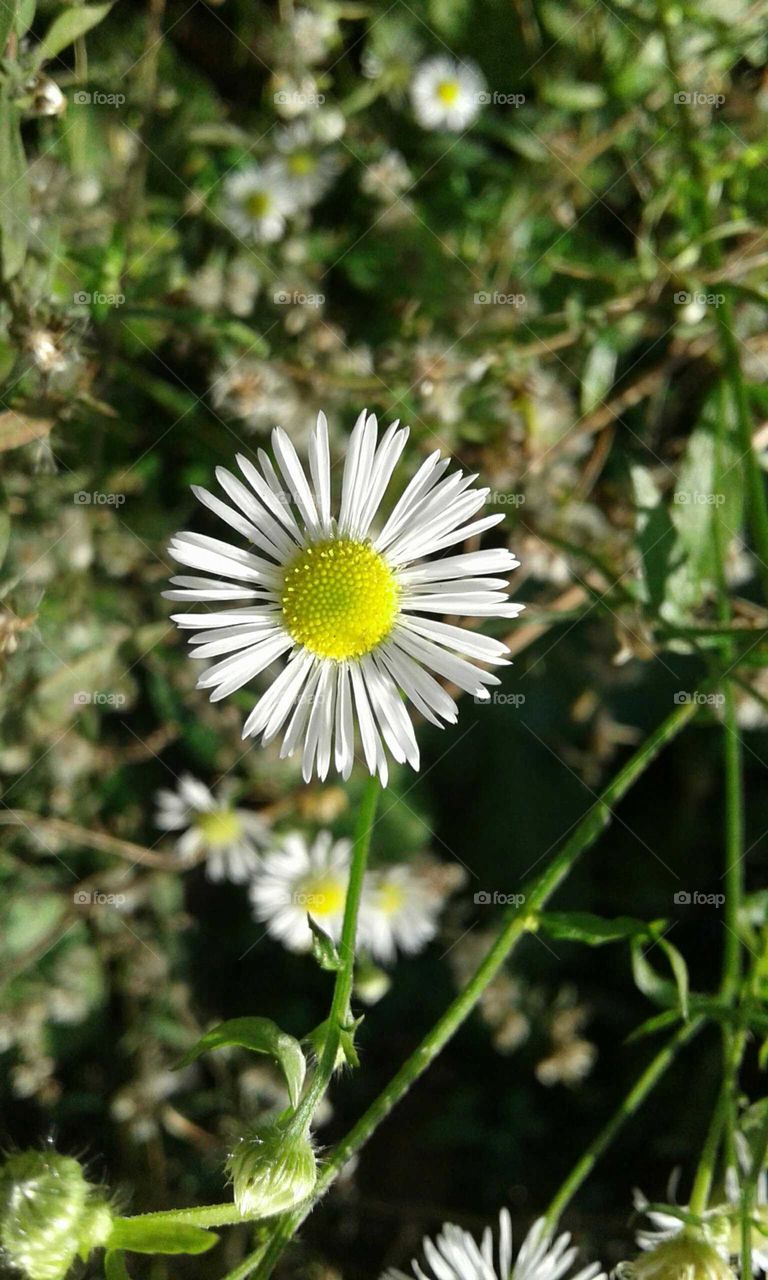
{"left": 0, "top": 1149, "right": 113, "bottom": 1280}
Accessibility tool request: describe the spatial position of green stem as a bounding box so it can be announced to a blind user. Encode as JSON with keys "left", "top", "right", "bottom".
{"left": 248, "top": 699, "right": 700, "bottom": 1279}
{"left": 656, "top": 0, "right": 768, "bottom": 605}
{"left": 741, "top": 1106, "right": 768, "bottom": 1280}
{"left": 112, "top": 778, "right": 381, "bottom": 1240}
{"left": 546, "top": 1018, "right": 704, "bottom": 1226}
{"left": 689, "top": 1077, "right": 729, "bottom": 1217}
{"left": 291, "top": 775, "right": 380, "bottom": 1132}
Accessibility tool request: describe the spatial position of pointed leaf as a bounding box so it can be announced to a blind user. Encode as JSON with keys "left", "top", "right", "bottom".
{"left": 104, "top": 1252, "right": 132, "bottom": 1280}
{"left": 538, "top": 911, "right": 664, "bottom": 946}
{"left": 176, "top": 1016, "right": 306, "bottom": 1108}
{"left": 107, "top": 1220, "right": 218, "bottom": 1256}
{"left": 33, "top": 2, "right": 111, "bottom": 65}
{"left": 308, "top": 914, "right": 341, "bottom": 971}
{"left": 0, "top": 88, "right": 28, "bottom": 281}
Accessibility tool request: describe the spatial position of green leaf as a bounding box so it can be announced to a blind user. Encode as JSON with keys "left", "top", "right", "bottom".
{"left": 631, "top": 465, "right": 684, "bottom": 620}
{"left": 0, "top": 87, "right": 29, "bottom": 281}
{"left": 176, "top": 1017, "right": 306, "bottom": 1108}
{"left": 580, "top": 340, "right": 617, "bottom": 415}
{"left": 107, "top": 1220, "right": 218, "bottom": 1256}
{"left": 631, "top": 937, "right": 689, "bottom": 1018}
{"left": 104, "top": 1251, "right": 132, "bottom": 1280}
{"left": 33, "top": 2, "right": 111, "bottom": 66}
{"left": 538, "top": 911, "right": 663, "bottom": 946}
{"left": 0, "top": 0, "right": 17, "bottom": 53}
{"left": 15, "top": 0, "right": 35, "bottom": 38}
{"left": 624, "top": 1009, "right": 683, "bottom": 1043}
{"left": 308, "top": 915, "right": 341, "bottom": 972}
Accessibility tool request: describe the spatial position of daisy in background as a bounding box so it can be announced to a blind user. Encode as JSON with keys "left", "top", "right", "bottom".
{"left": 383, "top": 1209, "right": 605, "bottom": 1280}
{"left": 275, "top": 122, "right": 342, "bottom": 208}
{"left": 249, "top": 830, "right": 352, "bottom": 951}
{"left": 410, "top": 55, "right": 486, "bottom": 132}
{"left": 155, "top": 773, "right": 268, "bottom": 883}
{"left": 361, "top": 858, "right": 465, "bottom": 964}
{"left": 220, "top": 162, "right": 294, "bottom": 243}
{"left": 164, "top": 409, "right": 521, "bottom": 784}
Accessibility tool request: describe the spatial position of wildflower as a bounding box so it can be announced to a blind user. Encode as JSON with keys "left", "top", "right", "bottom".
{"left": 410, "top": 55, "right": 486, "bottom": 132}
{"left": 165, "top": 410, "right": 521, "bottom": 784}
{"left": 154, "top": 773, "right": 267, "bottom": 882}
{"left": 220, "top": 163, "right": 293, "bottom": 243}
{"left": 361, "top": 149, "right": 412, "bottom": 201}
{"left": 209, "top": 355, "right": 306, "bottom": 438}
{"left": 360, "top": 859, "right": 461, "bottom": 964}
{"left": 275, "top": 122, "right": 341, "bottom": 207}
{"left": 26, "top": 74, "right": 66, "bottom": 117}
{"left": 0, "top": 1148, "right": 113, "bottom": 1280}
{"left": 289, "top": 7, "right": 338, "bottom": 64}
{"left": 249, "top": 830, "right": 351, "bottom": 951}
{"left": 226, "top": 1121, "right": 316, "bottom": 1217}
{"left": 383, "top": 1209, "right": 605, "bottom": 1280}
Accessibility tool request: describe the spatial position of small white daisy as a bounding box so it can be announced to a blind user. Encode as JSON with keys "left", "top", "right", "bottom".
{"left": 359, "top": 860, "right": 456, "bottom": 964}
{"left": 275, "top": 122, "right": 341, "bottom": 208}
{"left": 384, "top": 1210, "right": 605, "bottom": 1280}
{"left": 220, "top": 163, "right": 294, "bottom": 243}
{"left": 155, "top": 773, "right": 267, "bottom": 883}
{"left": 410, "top": 55, "right": 486, "bottom": 133}
{"left": 249, "top": 830, "right": 351, "bottom": 951}
{"left": 164, "top": 409, "right": 521, "bottom": 785}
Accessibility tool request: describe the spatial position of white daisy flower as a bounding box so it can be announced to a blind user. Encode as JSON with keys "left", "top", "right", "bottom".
{"left": 383, "top": 1209, "right": 605, "bottom": 1280}
{"left": 164, "top": 409, "right": 521, "bottom": 785}
{"left": 360, "top": 861, "right": 456, "bottom": 964}
{"left": 155, "top": 773, "right": 267, "bottom": 883}
{"left": 410, "top": 55, "right": 486, "bottom": 133}
{"left": 249, "top": 830, "right": 351, "bottom": 951}
{"left": 275, "top": 122, "right": 341, "bottom": 208}
{"left": 220, "top": 163, "right": 294, "bottom": 243}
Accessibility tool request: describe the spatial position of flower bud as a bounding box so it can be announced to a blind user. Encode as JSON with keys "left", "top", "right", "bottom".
{"left": 0, "top": 1149, "right": 112, "bottom": 1280}
{"left": 226, "top": 1122, "right": 317, "bottom": 1218}
{"left": 618, "top": 1234, "right": 736, "bottom": 1280}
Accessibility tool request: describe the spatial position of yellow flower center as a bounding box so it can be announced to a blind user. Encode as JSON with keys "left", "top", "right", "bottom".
{"left": 197, "top": 809, "right": 242, "bottom": 847}
{"left": 288, "top": 151, "right": 317, "bottom": 176}
{"left": 300, "top": 874, "right": 347, "bottom": 917}
{"left": 437, "top": 79, "right": 460, "bottom": 106}
{"left": 245, "top": 190, "right": 271, "bottom": 218}
{"left": 281, "top": 538, "right": 399, "bottom": 661}
{"left": 377, "top": 880, "right": 405, "bottom": 915}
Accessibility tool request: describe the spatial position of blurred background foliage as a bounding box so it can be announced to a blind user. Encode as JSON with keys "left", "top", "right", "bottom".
{"left": 2, "top": 0, "right": 768, "bottom": 1275}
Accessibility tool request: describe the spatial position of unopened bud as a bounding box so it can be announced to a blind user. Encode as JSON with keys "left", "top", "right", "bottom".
{"left": 226, "top": 1122, "right": 316, "bottom": 1218}
{"left": 0, "top": 1149, "right": 112, "bottom": 1280}
{"left": 618, "top": 1234, "right": 735, "bottom": 1280}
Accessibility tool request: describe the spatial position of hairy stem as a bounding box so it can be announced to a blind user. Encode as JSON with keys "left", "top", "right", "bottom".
{"left": 546, "top": 1018, "right": 704, "bottom": 1226}
{"left": 250, "top": 699, "right": 700, "bottom": 1278}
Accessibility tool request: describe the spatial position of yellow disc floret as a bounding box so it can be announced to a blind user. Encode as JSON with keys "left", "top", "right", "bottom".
{"left": 299, "top": 874, "right": 347, "bottom": 917}
{"left": 281, "top": 537, "right": 399, "bottom": 661}
{"left": 437, "top": 79, "right": 460, "bottom": 106}
{"left": 197, "top": 809, "right": 242, "bottom": 847}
